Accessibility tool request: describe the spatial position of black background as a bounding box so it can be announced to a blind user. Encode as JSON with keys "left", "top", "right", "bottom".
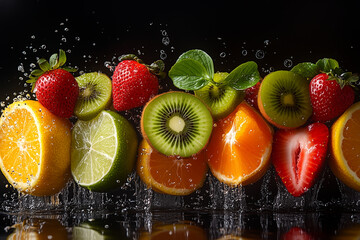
{"left": 1, "top": 0, "right": 359, "bottom": 99}
{"left": 0, "top": 0, "right": 359, "bottom": 202}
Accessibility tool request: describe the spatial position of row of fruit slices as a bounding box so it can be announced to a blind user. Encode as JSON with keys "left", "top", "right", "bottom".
{"left": 1, "top": 49, "right": 359, "bottom": 198}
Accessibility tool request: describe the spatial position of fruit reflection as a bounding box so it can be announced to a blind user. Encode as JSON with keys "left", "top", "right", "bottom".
{"left": 139, "top": 221, "right": 207, "bottom": 240}
{"left": 7, "top": 218, "right": 68, "bottom": 240}
{"left": 72, "top": 219, "right": 128, "bottom": 240}
{"left": 281, "top": 227, "right": 313, "bottom": 240}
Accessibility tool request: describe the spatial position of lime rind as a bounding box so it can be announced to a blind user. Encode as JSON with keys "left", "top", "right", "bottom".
{"left": 71, "top": 110, "right": 138, "bottom": 192}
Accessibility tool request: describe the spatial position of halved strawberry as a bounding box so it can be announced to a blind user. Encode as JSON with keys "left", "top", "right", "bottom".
{"left": 272, "top": 123, "right": 329, "bottom": 197}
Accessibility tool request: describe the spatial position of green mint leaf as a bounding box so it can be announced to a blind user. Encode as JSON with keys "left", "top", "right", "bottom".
{"left": 37, "top": 58, "right": 50, "bottom": 72}
{"left": 291, "top": 62, "right": 320, "bottom": 79}
{"left": 49, "top": 53, "right": 59, "bottom": 69}
{"left": 58, "top": 49, "right": 67, "bottom": 67}
{"left": 225, "top": 61, "right": 260, "bottom": 90}
{"left": 169, "top": 58, "right": 210, "bottom": 90}
{"left": 176, "top": 49, "right": 214, "bottom": 80}
{"left": 316, "top": 58, "right": 339, "bottom": 73}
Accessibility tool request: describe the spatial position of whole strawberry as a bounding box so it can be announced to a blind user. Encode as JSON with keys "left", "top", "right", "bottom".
{"left": 27, "top": 49, "right": 78, "bottom": 118}
{"left": 310, "top": 72, "right": 357, "bottom": 122}
{"left": 112, "top": 54, "right": 165, "bottom": 111}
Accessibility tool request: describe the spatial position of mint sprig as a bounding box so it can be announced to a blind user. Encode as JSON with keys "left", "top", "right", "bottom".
{"left": 291, "top": 58, "right": 359, "bottom": 89}
{"left": 168, "top": 49, "right": 261, "bottom": 91}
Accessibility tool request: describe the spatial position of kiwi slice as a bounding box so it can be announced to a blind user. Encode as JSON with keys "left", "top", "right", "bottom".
{"left": 258, "top": 70, "right": 312, "bottom": 129}
{"left": 194, "top": 72, "right": 245, "bottom": 120}
{"left": 141, "top": 91, "right": 213, "bottom": 157}
{"left": 74, "top": 72, "right": 112, "bottom": 120}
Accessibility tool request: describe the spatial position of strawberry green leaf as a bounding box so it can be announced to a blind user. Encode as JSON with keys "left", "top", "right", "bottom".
{"left": 149, "top": 60, "right": 165, "bottom": 73}
{"left": 61, "top": 66, "right": 78, "bottom": 72}
{"left": 58, "top": 49, "right": 67, "bottom": 67}
{"left": 49, "top": 53, "right": 59, "bottom": 69}
{"left": 291, "top": 62, "right": 320, "bottom": 79}
{"left": 30, "top": 69, "right": 44, "bottom": 77}
{"left": 176, "top": 49, "right": 214, "bottom": 80}
{"left": 316, "top": 58, "right": 339, "bottom": 73}
{"left": 37, "top": 58, "right": 50, "bottom": 72}
{"left": 224, "top": 61, "right": 261, "bottom": 90}
{"left": 169, "top": 58, "right": 211, "bottom": 90}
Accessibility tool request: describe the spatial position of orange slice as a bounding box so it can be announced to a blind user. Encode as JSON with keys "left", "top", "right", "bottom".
{"left": 330, "top": 101, "right": 360, "bottom": 191}
{"left": 207, "top": 102, "right": 273, "bottom": 186}
{"left": 140, "top": 221, "right": 207, "bottom": 240}
{"left": 0, "top": 100, "right": 71, "bottom": 196}
{"left": 137, "top": 139, "right": 207, "bottom": 195}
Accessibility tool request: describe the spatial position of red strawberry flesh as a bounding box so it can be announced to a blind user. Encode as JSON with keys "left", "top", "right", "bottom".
{"left": 272, "top": 123, "right": 329, "bottom": 197}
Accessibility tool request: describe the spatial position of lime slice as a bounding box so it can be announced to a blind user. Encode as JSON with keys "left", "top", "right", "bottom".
{"left": 71, "top": 110, "right": 138, "bottom": 192}
{"left": 74, "top": 72, "right": 112, "bottom": 120}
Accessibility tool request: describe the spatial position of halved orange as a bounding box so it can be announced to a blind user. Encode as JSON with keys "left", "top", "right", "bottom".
{"left": 207, "top": 102, "right": 273, "bottom": 186}
{"left": 0, "top": 100, "right": 72, "bottom": 196}
{"left": 137, "top": 139, "right": 208, "bottom": 195}
{"left": 330, "top": 101, "right": 360, "bottom": 191}
{"left": 139, "top": 221, "right": 207, "bottom": 240}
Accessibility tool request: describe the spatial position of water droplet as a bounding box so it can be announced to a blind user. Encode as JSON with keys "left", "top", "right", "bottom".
{"left": 17, "top": 64, "right": 24, "bottom": 72}
{"left": 255, "top": 50, "right": 265, "bottom": 59}
{"left": 220, "top": 52, "right": 226, "bottom": 58}
{"left": 75, "top": 36, "right": 80, "bottom": 41}
{"left": 241, "top": 50, "right": 247, "bottom": 56}
{"left": 284, "top": 59, "right": 293, "bottom": 68}
{"left": 162, "top": 36, "right": 170, "bottom": 46}
{"left": 160, "top": 50, "right": 167, "bottom": 60}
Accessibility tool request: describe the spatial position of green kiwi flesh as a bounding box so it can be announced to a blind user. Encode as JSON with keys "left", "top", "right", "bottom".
{"left": 75, "top": 72, "right": 112, "bottom": 120}
{"left": 259, "top": 70, "right": 312, "bottom": 128}
{"left": 141, "top": 92, "right": 213, "bottom": 157}
{"left": 194, "top": 72, "right": 245, "bottom": 120}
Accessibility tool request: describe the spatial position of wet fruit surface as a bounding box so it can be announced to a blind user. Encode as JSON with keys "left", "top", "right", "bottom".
{"left": 0, "top": 100, "right": 71, "bottom": 196}
{"left": 207, "top": 102, "right": 273, "bottom": 186}
{"left": 137, "top": 139, "right": 208, "bottom": 195}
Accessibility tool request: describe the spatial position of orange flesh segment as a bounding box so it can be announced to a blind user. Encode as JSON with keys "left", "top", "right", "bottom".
{"left": 342, "top": 109, "right": 360, "bottom": 178}
{"left": 207, "top": 102, "right": 272, "bottom": 184}
{"left": 0, "top": 108, "right": 40, "bottom": 184}
{"left": 138, "top": 140, "right": 207, "bottom": 194}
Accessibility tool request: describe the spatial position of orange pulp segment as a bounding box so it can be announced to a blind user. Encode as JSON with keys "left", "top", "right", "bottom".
{"left": 207, "top": 102, "right": 273, "bottom": 186}
{"left": 137, "top": 139, "right": 208, "bottom": 195}
{"left": 330, "top": 101, "right": 360, "bottom": 191}
{"left": 0, "top": 100, "right": 71, "bottom": 196}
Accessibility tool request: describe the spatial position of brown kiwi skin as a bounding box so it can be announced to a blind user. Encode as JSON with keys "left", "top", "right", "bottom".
{"left": 140, "top": 91, "right": 213, "bottom": 157}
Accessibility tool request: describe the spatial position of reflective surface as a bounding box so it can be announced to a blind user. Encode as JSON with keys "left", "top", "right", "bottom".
{"left": 2, "top": 210, "right": 360, "bottom": 239}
